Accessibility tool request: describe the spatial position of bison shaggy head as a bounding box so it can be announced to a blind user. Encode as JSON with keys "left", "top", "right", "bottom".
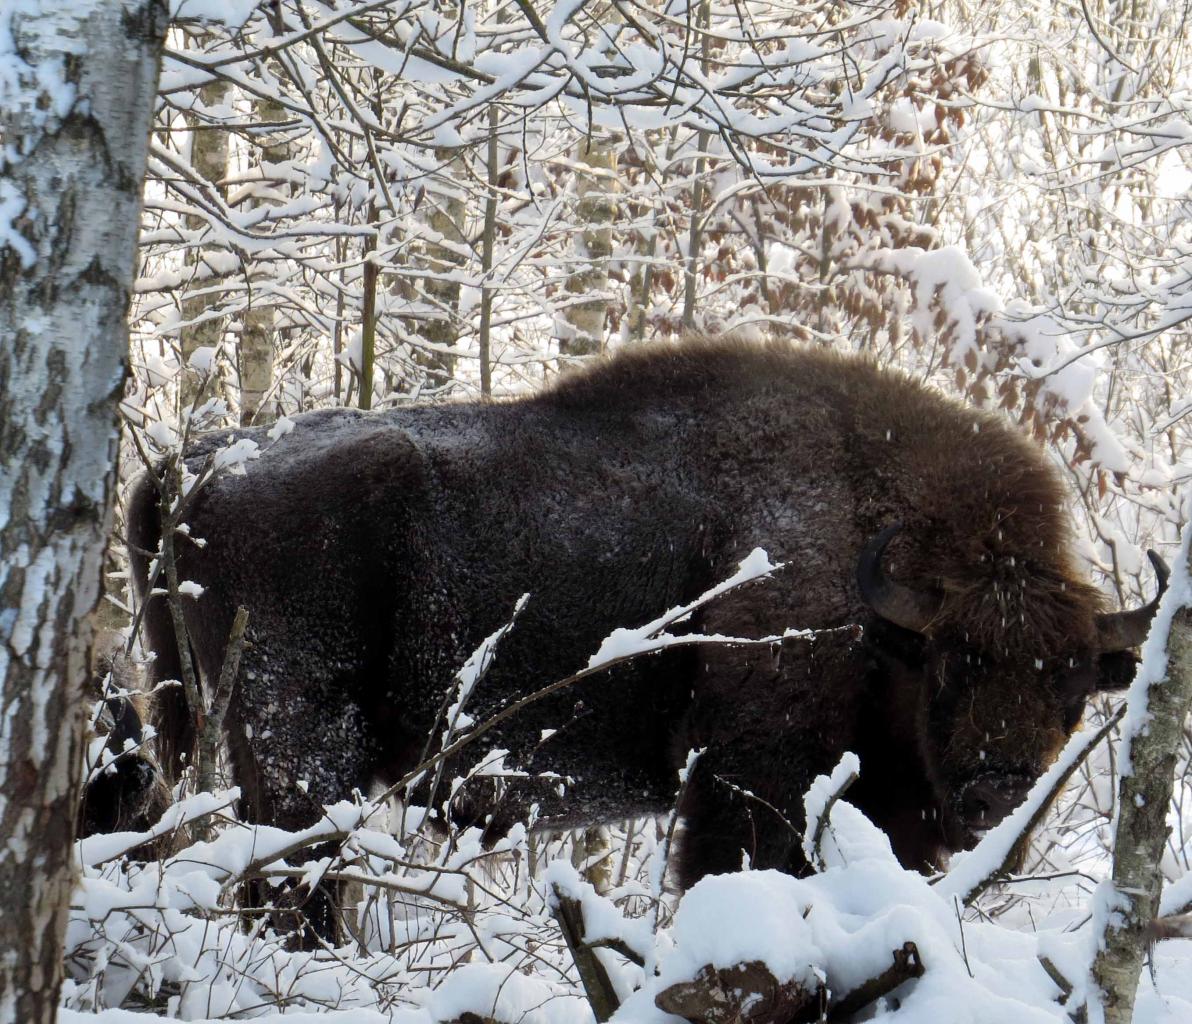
{"left": 858, "top": 523, "right": 1166, "bottom": 855}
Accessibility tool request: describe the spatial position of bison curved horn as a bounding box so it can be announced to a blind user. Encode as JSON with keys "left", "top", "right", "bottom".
{"left": 1094, "top": 550, "right": 1170, "bottom": 651}
{"left": 856, "top": 522, "right": 943, "bottom": 634}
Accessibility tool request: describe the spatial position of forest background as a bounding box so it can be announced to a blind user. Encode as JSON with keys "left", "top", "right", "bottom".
{"left": 126, "top": 0, "right": 1189, "bottom": 574}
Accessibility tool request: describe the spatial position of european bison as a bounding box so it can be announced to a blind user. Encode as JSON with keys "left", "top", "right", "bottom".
{"left": 113, "top": 339, "right": 1162, "bottom": 894}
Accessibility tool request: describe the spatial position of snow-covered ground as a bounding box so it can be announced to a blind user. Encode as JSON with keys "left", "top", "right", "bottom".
{"left": 62, "top": 792, "right": 1192, "bottom": 1023}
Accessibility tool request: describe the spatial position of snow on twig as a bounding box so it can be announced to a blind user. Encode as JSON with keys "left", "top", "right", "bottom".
{"left": 802, "top": 752, "right": 861, "bottom": 872}
{"left": 76, "top": 790, "right": 239, "bottom": 868}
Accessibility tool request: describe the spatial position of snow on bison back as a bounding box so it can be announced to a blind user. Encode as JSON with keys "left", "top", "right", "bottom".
{"left": 124, "top": 338, "right": 1163, "bottom": 897}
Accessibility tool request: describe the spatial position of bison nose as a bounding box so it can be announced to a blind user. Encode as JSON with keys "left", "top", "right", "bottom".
{"left": 960, "top": 775, "right": 1032, "bottom": 827}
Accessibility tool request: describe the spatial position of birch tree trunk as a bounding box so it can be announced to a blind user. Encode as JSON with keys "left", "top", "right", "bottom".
{"left": 1092, "top": 522, "right": 1192, "bottom": 1023}
{"left": 0, "top": 4, "right": 166, "bottom": 1021}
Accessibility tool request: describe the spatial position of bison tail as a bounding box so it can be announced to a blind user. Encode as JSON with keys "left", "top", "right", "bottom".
{"left": 126, "top": 471, "right": 196, "bottom": 785}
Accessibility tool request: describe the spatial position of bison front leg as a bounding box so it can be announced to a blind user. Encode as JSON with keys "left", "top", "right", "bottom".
{"left": 225, "top": 653, "right": 378, "bottom": 945}
{"left": 676, "top": 611, "right": 861, "bottom": 887}
{"left": 675, "top": 744, "right": 804, "bottom": 888}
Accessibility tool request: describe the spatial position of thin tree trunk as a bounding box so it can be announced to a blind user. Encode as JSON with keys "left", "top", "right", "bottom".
{"left": 239, "top": 94, "right": 288, "bottom": 426}
{"left": 556, "top": 136, "right": 619, "bottom": 356}
{"left": 0, "top": 4, "right": 167, "bottom": 1021}
{"left": 360, "top": 201, "right": 378, "bottom": 410}
{"left": 572, "top": 826, "right": 613, "bottom": 894}
{"left": 681, "top": 0, "right": 712, "bottom": 332}
{"left": 555, "top": 2, "right": 622, "bottom": 356}
{"left": 627, "top": 246, "right": 655, "bottom": 342}
{"left": 333, "top": 207, "right": 346, "bottom": 402}
{"left": 627, "top": 129, "right": 680, "bottom": 344}
{"left": 477, "top": 103, "right": 500, "bottom": 396}
{"left": 418, "top": 147, "right": 467, "bottom": 384}
{"left": 1092, "top": 524, "right": 1192, "bottom": 1023}
{"left": 180, "top": 65, "right": 231, "bottom": 413}
{"left": 627, "top": 206, "right": 659, "bottom": 344}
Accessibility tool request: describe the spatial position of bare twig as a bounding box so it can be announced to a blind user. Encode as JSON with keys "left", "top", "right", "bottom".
{"left": 585, "top": 936, "right": 646, "bottom": 968}
{"left": 1037, "top": 955, "right": 1087, "bottom": 1023}
{"left": 805, "top": 764, "right": 859, "bottom": 872}
{"left": 1038, "top": 955, "right": 1073, "bottom": 999}
{"left": 198, "top": 606, "right": 249, "bottom": 801}
{"left": 827, "top": 942, "right": 924, "bottom": 1021}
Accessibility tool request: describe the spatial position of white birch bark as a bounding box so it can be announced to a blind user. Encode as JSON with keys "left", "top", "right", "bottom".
{"left": 1091, "top": 517, "right": 1192, "bottom": 1023}
{"left": 0, "top": 3, "right": 166, "bottom": 1021}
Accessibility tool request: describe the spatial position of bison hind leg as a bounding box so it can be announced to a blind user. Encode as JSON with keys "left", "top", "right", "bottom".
{"left": 80, "top": 755, "right": 171, "bottom": 845}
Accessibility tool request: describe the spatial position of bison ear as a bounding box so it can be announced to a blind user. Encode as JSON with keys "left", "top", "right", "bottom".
{"left": 1095, "top": 651, "right": 1139, "bottom": 691}
{"left": 1094, "top": 550, "right": 1169, "bottom": 652}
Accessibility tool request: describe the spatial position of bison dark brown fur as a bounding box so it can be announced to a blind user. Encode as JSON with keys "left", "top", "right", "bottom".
{"left": 120, "top": 339, "right": 1159, "bottom": 892}
{"left": 79, "top": 646, "right": 171, "bottom": 847}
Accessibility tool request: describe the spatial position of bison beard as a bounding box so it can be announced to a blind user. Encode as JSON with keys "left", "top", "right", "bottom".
{"left": 111, "top": 339, "right": 1161, "bottom": 936}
